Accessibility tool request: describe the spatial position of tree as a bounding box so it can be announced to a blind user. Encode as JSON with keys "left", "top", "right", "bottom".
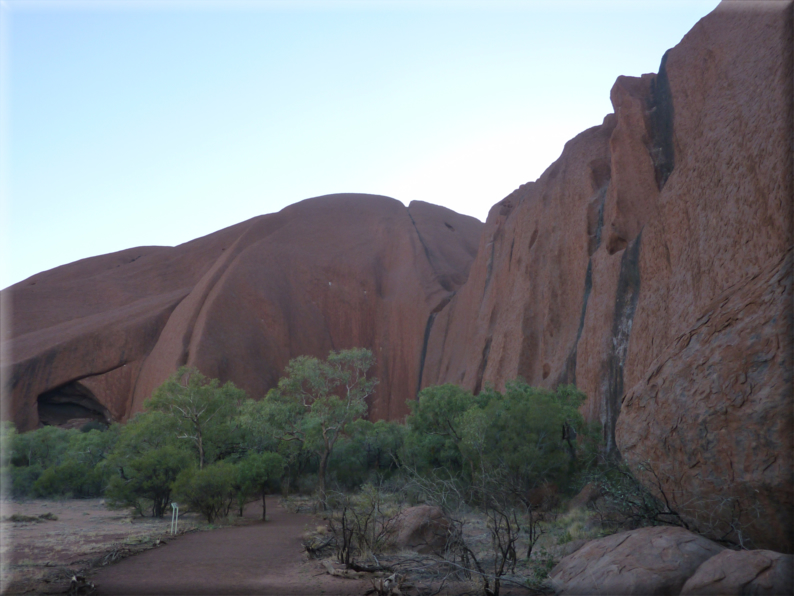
{"left": 146, "top": 367, "right": 247, "bottom": 469}
{"left": 401, "top": 384, "right": 478, "bottom": 474}
{"left": 265, "top": 348, "right": 377, "bottom": 508}
{"left": 105, "top": 445, "right": 192, "bottom": 517}
{"left": 236, "top": 451, "right": 284, "bottom": 520}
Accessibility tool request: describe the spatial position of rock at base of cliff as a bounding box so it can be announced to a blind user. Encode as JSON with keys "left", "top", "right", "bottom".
{"left": 680, "top": 549, "right": 793, "bottom": 596}
{"left": 548, "top": 526, "right": 724, "bottom": 595}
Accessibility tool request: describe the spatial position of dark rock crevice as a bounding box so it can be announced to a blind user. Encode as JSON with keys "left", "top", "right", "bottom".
{"left": 473, "top": 337, "right": 492, "bottom": 395}
{"left": 604, "top": 231, "right": 643, "bottom": 457}
{"left": 558, "top": 184, "right": 609, "bottom": 387}
{"left": 415, "top": 296, "right": 453, "bottom": 395}
{"left": 648, "top": 51, "right": 675, "bottom": 190}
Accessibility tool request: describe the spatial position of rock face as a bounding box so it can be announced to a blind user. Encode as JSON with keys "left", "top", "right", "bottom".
{"left": 2, "top": 194, "right": 482, "bottom": 431}
{"left": 680, "top": 549, "right": 793, "bottom": 596}
{"left": 2, "top": 0, "right": 791, "bottom": 554}
{"left": 420, "top": 2, "right": 792, "bottom": 551}
{"left": 548, "top": 526, "right": 725, "bottom": 596}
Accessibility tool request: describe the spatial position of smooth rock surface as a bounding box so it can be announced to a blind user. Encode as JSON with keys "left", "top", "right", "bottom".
{"left": 548, "top": 526, "right": 725, "bottom": 596}
{"left": 2, "top": 195, "right": 481, "bottom": 429}
{"left": 422, "top": 1, "right": 793, "bottom": 551}
{"left": 680, "top": 549, "right": 794, "bottom": 596}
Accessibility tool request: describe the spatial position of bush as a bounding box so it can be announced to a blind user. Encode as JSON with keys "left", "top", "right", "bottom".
{"left": 8, "top": 464, "right": 44, "bottom": 498}
{"left": 173, "top": 461, "right": 237, "bottom": 523}
{"left": 106, "top": 445, "right": 192, "bottom": 517}
{"left": 33, "top": 461, "right": 105, "bottom": 498}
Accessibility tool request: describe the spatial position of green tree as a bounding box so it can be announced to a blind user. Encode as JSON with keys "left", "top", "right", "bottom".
{"left": 235, "top": 451, "right": 284, "bottom": 520}
{"left": 105, "top": 445, "right": 192, "bottom": 517}
{"left": 146, "top": 367, "right": 248, "bottom": 468}
{"left": 402, "top": 384, "right": 478, "bottom": 474}
{"left": 265, "top": 348, "right": 377, "bottom": 508}
{"left": 173, "top": 461, "right": 237, "bottom": 523}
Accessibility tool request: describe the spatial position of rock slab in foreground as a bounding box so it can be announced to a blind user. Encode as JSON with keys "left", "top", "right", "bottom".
{"left": 548, "top": 526, "right": 724, "bottom": 596}
{"left": 680, "top": 549, "right": 794, "bottom": 596}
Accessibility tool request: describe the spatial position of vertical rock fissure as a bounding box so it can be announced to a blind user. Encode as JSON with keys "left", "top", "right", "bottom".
{"left": 557, "top": 185, "right": 608, "bottom": 386}
{"left": 407, "top": 210, "right": 434, "bottom": 269}
{"left": 473, "top": 337, "right": 492, "bottom": 395}
{"left": 416, "top": 313, "right": 438, "bottom": 396}
{"left": 648, "top": 51, "right": 675, "bottom": 190}
{"left": 604, "top": 231, "right": 642, "bottom": 457}
{"left": 415, "top": 296, "right": 453, "bottom": 395}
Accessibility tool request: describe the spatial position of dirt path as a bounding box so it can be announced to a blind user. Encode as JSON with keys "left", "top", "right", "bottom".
{"left": 92, "top": 497, "right": 367, "bottom": 596}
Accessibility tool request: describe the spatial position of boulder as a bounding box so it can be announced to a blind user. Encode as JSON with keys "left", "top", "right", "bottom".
{"left": 391, "top": 505, "right": 450, "bottom": 555}
{"left": 548, "top": 526, "right": 725, "bottom": 595}
{"left": 680, "top": 549, "right": 793, "bottom": 596}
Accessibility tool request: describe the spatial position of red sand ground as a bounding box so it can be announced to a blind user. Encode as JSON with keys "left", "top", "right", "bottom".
{"left": 92, "top": 497, "right": 367, "bottom": 595}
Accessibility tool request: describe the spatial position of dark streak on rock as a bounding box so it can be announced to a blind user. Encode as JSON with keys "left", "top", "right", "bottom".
{"left": 648, "top": 51, "right": 675, "bottom": 190}
{"left": 605, "top": 231, "right": 643, "bottom": 457}
{"left": 416, "top": 296, "right": 453, "bottom": 395}
{"left": 473, "top": 337, "right": 492, "bottom": 395}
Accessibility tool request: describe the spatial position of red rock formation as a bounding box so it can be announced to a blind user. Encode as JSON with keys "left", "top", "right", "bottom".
{"left": 422, "top": 2, "right": 792, "bottom": 550}
{"left": 2, "top": 194, "right": 481, "bottom": 431}
{"left": 548, "top": 526, "right": 726, "bottom": 596}
{"left": 3, "top": 0, "right": 791, "bottom": 554}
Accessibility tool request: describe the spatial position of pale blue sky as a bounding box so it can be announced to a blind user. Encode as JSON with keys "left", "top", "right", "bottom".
{"left": 1, "top": 0, "right": 720, "bottom": 289}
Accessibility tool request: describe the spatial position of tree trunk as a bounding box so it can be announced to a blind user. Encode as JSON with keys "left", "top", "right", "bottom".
{"left": 197, "top": 429, "right": 205, "bottom": 469}
{"left": 317, "top": 451, "right": 329, "bottom": 511}
{"left": 262, "top": 489, "right": 267, "bottom": 521}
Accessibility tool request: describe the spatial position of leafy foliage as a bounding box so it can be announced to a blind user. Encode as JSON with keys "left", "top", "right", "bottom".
{"left": 264, "top": 348, "right": 377, "bottom": 506}
{"left": 105, "top": 445, "right": 192, "bottom": 517}
{"left": 235, "top": 451, "right": 284, "bottom": 519}
{"left": 146, "top": 367, "right": 247, "bottom": 468}
{"left": 173, "top": 461, "right": 237, "bottom": 523}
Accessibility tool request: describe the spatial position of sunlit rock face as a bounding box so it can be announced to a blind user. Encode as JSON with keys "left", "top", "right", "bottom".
{"left": 422, "top": 2, "right": 792, "bottom": 551}
{"left": 2, "top": 194, "right": 482, "bottom": 431}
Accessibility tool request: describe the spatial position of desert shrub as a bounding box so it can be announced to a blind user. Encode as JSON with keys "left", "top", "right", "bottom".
{"left": 10, "top": 425, "right": 73, "bottom": 468}
{"left": 33, "top": 460, "right": 105, "bottom": 498}
{"left": 325, "top": 483, "right": 403, "bottom": 568}
{"left": 8, "top": 464, "right": 44, "bottom": 498}
{"left": 585, "top": 460, "right": 687, "bottom": 533}
{"left": 106, "top": 445, "right": 192, "bottom": 517}
{"left": 173, "top": 460, "right": 237, "bottom": 523}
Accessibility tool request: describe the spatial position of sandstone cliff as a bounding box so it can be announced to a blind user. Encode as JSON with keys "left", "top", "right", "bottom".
{"left": 2, "top": 195, "right": 482, "bottom": 431}
{"left": 422, "top": 2, "right": 792, "bottom": 550}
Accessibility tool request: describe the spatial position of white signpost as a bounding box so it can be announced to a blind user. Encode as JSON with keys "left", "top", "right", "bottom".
{"left": 170, "top": 502, "right": 179, "bottom": 535}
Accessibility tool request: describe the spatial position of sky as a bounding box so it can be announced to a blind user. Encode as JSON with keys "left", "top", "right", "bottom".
{"left": 0, "top": 0, "right": 721, "bottom": 290}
